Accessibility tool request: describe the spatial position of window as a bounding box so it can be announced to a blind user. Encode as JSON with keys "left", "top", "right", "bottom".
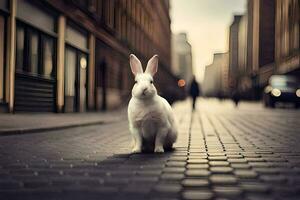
{"left": 66, "top": 25, "right": 88, "bottom": 50}
{"left": 121, "top": 14, "right": 126, "bottom": 41}
{"left": 88, "top": 0, "right": 97, "bottom": 13}
{"left": 65, "top": 48, "right": 76, "bottom": 98}
{"left": 96, "top": 0, "right": 103, "bottom": 19}
{"left": 16, "top": 26, "right": 25, "bottom": 71}
{"left": 17, "top": 0, "right": 55, "bottom": 34}
{"left": 42, "top": 36, "right": 54, "bottom": 77}
{"left": 0, "top": 0, "right": 8, "bottom": 10}
{"left": 0, "top": 15, "right": 5, "bottom": 102}
{"left": 15, "top": 22, "right": 56, "bottom": 79}
{"left": 104, "top": 0, "right": 115, "bottom": 28}
{"left": 28, "top": 30, "right": 39, "bottom": 74}
{"left": 64, "top": 46, "right": 88, "bottom": 112}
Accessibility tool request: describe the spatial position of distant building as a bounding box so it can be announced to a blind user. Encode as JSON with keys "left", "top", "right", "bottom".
{"left": 203, "top": 53, "right": 229, "bottom": 97}
{"left": 228, "top": 15, "right": 242, "bottom": 94}
{"left": 171, "top": 33, "right": 193, "bottom": 84}
{"left": 238, "top": 14, "right": 252, "bottom": 98}
{"left": 0, "top": 0, "right": 181, "bottom": 113}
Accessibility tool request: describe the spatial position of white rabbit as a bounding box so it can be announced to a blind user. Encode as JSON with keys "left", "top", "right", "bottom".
{"left": 128, "top": 54, "right": 178, "bottom": 153}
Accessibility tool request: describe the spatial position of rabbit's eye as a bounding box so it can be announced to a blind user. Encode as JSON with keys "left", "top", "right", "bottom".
{"left": 135, "top": 80, "right": 138, "bottom": 84}
{"left": 150, "top": 81, "right": 153, "bottom": 84}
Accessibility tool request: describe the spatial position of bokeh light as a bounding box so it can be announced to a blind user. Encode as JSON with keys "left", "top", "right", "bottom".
{"left": 178, "top": 79, "right": 186, "bottom": 87}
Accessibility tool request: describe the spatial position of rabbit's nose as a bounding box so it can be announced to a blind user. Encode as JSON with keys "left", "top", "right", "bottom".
{"left": 142, "top": 88, "right": 148, "bottom": 95}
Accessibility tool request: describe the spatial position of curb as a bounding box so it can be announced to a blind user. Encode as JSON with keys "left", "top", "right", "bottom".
{"left": 0, "top": 120, "right": 111, "bottom": 136}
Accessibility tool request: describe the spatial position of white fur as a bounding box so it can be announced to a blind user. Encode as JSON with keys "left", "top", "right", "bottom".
{"left": 128, "top": 54, "right": 178, "bottom": 153}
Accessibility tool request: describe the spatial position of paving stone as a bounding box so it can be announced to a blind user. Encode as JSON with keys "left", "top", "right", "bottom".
{"left": 230, "top": 163, "right": 251, "bottom": 169}
{"left": 208, "top": 156, "right": 227, "bottom": 161}
{"left": 22, "top": 180, "right": 50, "bottom": 189}
{"left": 131, "top": 176, "right": 159, "bottom": 183}
{"left": 0, "top": 180, "right": 23, "bottom": 189}
{"left": 208, "top": 153, "right": 226, "bottom": 156}
{"left": 253, "top": 168, "right": 279, "bottom": 174}
{"left": 136, "top": 170, "right": 161, "bottom": 176}
{"left": 246, "top": 158, "right": 265, "bottom": 162}
{"left": 51, "top": 179, "right": 79, "bottom": 187}
{"left": 234, "top": 170, "right": 258, "bottom": 178}
{"left": 248, "top": 162, "right": 270, "bottom": 168}
{"left": 9, "top": 169, "right": 35, "bottom": 176}
{"left": 123, "top": 184, "right": 152, "bottom": 194}
{"left": 210, "top": 167, "right": 233, "bottom": 174}
{"left": 209, "top": 175, "right": 238, "bottom": 185}
{"left": 245, "top": 194, "right": 274, "bottom": 200}
{"left": 187, "top": 159, "right": 208, "bottom": 164}
{"left": 227, "top": 158, "right": 247, "bottom": 163}
{"left": 188, "top": 153, "right": 207, "bottom": 156}
{"left": 186, "top": 164, "right": 209, "bottom": 169}
{"left": 168, "top": 156, "right": 187, "bottom": 161}
{"left": 153, "top": 183, "right": 182, "bottom": 194}
{"left": 166, "top": 161, "right": 186, "bottom": 167}
{"left": 271, "top": 185, "right": 300, "bottom": 197}
{"left": 160, "top": 173, "right": 185, "bottom": 181}
{"left": 188, "top": 154, "right": 208, "bottom": 159}
{"left": 260, "top": 175, "right": 287, "bottom": 183}
{"left": 240, "top": 182, "right": 271, "bottom": 194}
{"left": 149, "top": 198, "right": 180, "bottom": 200}
{"left": 182, "top": 179, "right": 210, "bottom": 187}
{"left": 163, "top": 167, "right": 185, "bottom": 173}
{"left": 185, "top": 169, "right": 211, "bottom": 177}
{"left": 209, "top": 161, "right": 230, "bottom": 166}
{"left": 40, "top": 168, "right": 68, "bottom": 175}
{"left": 182, "top": 190, "right": 214, "bottom": 200}
{"left": 213, "top": 186, "right": 243, "bottom": 198}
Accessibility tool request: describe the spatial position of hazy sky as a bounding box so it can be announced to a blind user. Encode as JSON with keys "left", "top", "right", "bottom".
{"left": 171, "top": 0, "right": 246, "bottom": 82}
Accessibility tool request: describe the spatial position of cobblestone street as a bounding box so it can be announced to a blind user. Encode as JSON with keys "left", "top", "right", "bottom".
{"left": 0, "top": 99, "right": 300, "bottom": 200}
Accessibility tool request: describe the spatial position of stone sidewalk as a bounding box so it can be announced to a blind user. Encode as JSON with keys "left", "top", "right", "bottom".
{"left": 0, "top": 99, "right": 299, "bottom": 200}
{"left": 0, "top": 109, "right": 126, "bottom": 135}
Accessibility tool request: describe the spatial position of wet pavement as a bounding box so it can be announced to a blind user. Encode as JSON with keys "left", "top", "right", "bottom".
{"left": 0, "top": 99, "right": 299, "bottom": 200}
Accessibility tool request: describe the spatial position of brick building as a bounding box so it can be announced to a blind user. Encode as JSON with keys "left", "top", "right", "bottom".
{"left": 274, "top": 0, "right": 299, "bottom": 76}
{"left": 0, "top": 0, "right": 181, "bottom": 112}
{"left": 228, "top": 0, "right": 299, "bottom": 99}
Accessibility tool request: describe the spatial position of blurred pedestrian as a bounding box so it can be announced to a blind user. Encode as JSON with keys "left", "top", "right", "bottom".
{"left": 189, "top": 75, "right": 201, "bottom": 110}
{"left": 232, "top": 89, "right": 240, "bottom": 107}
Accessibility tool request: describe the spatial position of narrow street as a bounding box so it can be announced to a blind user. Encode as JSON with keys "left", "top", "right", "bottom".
{"left": 0, "top": 99, "right": 300, "bottom": 200}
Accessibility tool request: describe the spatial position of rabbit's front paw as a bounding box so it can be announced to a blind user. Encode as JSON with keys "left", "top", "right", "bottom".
{"left": 154, "top": 146, "right": 164, "bottom": 153}
{"left": 131, "top": 146, "right": 142, "bottom": 153}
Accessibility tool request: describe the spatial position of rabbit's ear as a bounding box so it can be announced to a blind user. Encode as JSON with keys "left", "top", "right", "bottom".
{"left": 145, "top": 55, "right": 158, "bottom": 76}
{"left": 130, "top": 54, "right": 143, "bottom": 76}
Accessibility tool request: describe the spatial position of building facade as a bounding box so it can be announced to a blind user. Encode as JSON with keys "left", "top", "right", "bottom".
{"left": 0, "top": 0, "right": 180, "bottom": 113}
{"left": 203, "top": 52, "right": 229, "bottom": 97}
{"left": 274, "top": 0, "right": 299, "bottom": 76}
{"left": 227, "top": 0, "right": 299, "bottom": 100}
{"left": 171, "top": 33, "right": 193, "bottom": 84}
{"left": 228, "top": 15, "right": 242, "bottom": 94}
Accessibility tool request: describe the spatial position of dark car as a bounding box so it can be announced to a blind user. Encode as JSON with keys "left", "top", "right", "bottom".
{"left": 263, "top": 75, "right": 300, "bottom": 108}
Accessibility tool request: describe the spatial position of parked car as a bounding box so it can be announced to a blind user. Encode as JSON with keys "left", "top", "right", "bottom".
{"left": 263, "top": 75, "right": 300, "bottom": 108}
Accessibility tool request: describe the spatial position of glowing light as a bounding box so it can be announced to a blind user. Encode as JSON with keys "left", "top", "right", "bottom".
{"left": 264, "top": 86, "right": 272, "bottom": 93}
{"left": 178, "top": 79, "right": 186, "bottom": 87}
{"left": 296, "top": 89, "right": 300, "bottom": 97}
{"left": 271, "top": 88, "right": 281, "bottom": 97}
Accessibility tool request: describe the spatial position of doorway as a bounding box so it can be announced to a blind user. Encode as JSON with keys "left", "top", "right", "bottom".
{"left": 64, "top": 46, "right": 87, "bottom": 112}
